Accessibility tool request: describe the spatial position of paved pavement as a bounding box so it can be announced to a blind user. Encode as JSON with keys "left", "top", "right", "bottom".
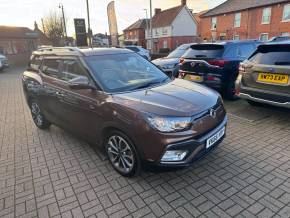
{"left": 0, "top": 67, "right": 290, "bottom": 218}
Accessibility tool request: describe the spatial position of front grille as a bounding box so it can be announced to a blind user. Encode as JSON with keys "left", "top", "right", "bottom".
{"left": 191, "top": 100, "right": 226, "bottom": 139}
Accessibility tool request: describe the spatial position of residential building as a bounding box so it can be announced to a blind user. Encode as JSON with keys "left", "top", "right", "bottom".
{"left": 0, "top": 26, "right": 38, "bottom": 65}
{"left": 123, "top": 19, "right": 149, "bottom": 48}
{"left": 146, "top": 0, "right": 198, "bottom": 52}
{"left": 199, "top": 0, "right": 290, "bottom": 41}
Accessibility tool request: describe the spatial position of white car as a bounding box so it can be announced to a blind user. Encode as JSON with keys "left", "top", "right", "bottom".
{"left": 125, "top": 46, "right": 151, "bottom": 60}
{"left": 0, "top": 54, "right": 9, "bottom": 71}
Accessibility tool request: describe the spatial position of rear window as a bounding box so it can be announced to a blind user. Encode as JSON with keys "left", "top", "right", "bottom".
{"left": 183, "top": 44, "right": 224, "bottom": 59}
{"left": 249, "top": 45, "right": 290, "bottom": 65}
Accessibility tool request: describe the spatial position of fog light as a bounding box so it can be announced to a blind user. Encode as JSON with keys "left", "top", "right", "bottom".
{"left": 161, "top": 150, "right": 187, "bottom": 162}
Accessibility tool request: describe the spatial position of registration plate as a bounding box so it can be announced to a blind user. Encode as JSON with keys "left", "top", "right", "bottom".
{"left": 185, "top": 74, "right": 203, "bottom": 82}
{"left": 206, "top": 127, "right": 225, "bottom": 149}
{"left": 257, "top": 73, "right": 289, "bottom": 85}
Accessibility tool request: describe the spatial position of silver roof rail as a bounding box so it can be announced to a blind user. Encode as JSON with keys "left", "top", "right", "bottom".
{"left": 34, "top": 47, "right": 84, "bottom": 56}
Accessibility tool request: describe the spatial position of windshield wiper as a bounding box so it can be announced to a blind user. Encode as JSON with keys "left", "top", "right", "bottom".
{"left": 130, "top": 78, "right": 170, "bottom": 91}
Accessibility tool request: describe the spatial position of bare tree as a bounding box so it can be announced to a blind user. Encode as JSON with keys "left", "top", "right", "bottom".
{"left": 41, "top": 10, "right": 66, "bottom": 46}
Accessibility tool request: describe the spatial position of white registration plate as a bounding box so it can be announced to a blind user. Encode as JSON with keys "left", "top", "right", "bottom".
{"left": 206, "top": 127, "right": 225, "bottom": 149}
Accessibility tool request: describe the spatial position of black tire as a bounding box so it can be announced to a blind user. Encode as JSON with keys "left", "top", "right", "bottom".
{"left": 247, "top": 100, "right": 265, "bottom": 107}
{"left": 30, "top": 100, "right": 51, "bottom": 129}
{"left": 105, "top": 130, "right": 140, "bottom": 177}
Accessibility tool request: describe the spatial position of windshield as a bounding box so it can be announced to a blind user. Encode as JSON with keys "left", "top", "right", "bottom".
{"left": 85, "top": 53, "right": 169, "bottom": 93}
{"left": 167, "top": 45, "right": 190, "bottom": 58}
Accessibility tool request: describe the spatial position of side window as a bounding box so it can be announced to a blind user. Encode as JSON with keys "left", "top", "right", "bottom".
{"left": 41, "top": 58, "right": 61, "bottom": 79}
{"left": 30, "top": 55, "right": 42, "bottom": 71}
{"left": 60, "top": 59, "right": 90, "bottom": 82}
{"left": 238, "top": 44, "right": 255, "bottom": 59}
{"left": 223, "top": 46, "right": 238, "bottom": 58}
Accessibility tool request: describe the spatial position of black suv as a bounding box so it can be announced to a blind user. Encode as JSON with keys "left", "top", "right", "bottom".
{"left": 179, "top": 40, "right": 261, "bottom": 99}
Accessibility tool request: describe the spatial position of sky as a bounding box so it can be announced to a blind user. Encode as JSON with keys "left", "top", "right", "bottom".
{"left": 0, "top": 0, "right": 226, "bottom": 36}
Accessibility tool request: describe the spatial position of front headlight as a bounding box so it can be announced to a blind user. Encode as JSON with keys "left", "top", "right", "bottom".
{"left": 146, "top": 115, "right": 192, "bottom": 132}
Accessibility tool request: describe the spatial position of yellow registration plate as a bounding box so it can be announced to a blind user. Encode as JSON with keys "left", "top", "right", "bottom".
{"left": 185, "top": 74, "right": 203, "bottom": 82}
{"left": 257, "top": 73, "right": 289, "bottom": 85}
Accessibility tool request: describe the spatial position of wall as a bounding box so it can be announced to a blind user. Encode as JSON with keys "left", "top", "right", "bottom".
{"left": 199, "top": 2, "right": 290, "bottom": 41}
{"left": 172, "top": 7, "right": 197, "bottom": 36}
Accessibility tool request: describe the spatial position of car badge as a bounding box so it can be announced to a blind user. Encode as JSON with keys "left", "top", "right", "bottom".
{"left": 209, "top": 109, "right": 217, "bottom": 118}
{"left": 268, "top": 68, "right": 275, "bottom": 72}
{"left": 191, "top": 62, "right": 196, "bottom": 67}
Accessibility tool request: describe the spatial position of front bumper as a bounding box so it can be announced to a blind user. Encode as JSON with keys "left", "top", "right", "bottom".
{"left": 157, "top": 116, "right": 227, "bottom": 167}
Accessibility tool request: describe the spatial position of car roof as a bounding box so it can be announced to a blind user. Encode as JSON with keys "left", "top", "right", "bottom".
{"left": 263, "top": 40, "right": 290, "bottom": 45}
{"left": 33, "top": 47, "right": 133, "bottom": 57}
{"left": 197, "top": 40, "right": 261, "bottom": 46}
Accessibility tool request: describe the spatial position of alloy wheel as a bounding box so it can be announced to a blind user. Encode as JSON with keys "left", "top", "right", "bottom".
{"left": 107, "top": 135, "right": 135, "bottom": 174}
{"left": 31, "top": 102, "right": 43, "bottom": 127}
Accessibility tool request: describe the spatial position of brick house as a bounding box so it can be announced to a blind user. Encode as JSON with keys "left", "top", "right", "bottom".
{"left": 123, "top": 19, "right": 149, "bottom": 48}
{"left": 199, "top": 0, "right": 290, "bottom": 42}
{"left": 0, "top": 26, "right": 38, "bottom": 65}
{"left": 146, "top": 0, "right": 198, "bottom": 52}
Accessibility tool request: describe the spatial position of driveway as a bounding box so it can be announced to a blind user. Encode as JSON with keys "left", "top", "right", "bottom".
{"left": 0, "top": 67, "right": 290, "bottom": 218}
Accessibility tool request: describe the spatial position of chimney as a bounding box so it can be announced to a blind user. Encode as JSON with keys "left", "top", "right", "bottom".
{"left": 155, "top": 8, "right": 161, "bottom": 15}
{"left": 181, "top": 0, "right": 186, "bottom": 6}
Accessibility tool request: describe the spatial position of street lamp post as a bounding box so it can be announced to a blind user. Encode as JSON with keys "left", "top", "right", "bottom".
{"left": 143, "top": 9, "right": 149, "bottom": 48}
{"left": 149, "top": 0, "right": 153, "bottom": 52}
{"left": 86, "top": 0, "right": 92, "bottom": 47}
{"left": 59, "top": 3, "right": 67, "bottom": 45}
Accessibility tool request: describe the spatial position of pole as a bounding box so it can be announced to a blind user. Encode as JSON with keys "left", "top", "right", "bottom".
{"left": 149, "top": 0, "right": 153, "bottom": 52}
{"left": 143, "top": 9, "right": 149, "bottom": 48}
{"left": 41, "top": 18, "right": 46, "bottom": 35}
{"left": 59, "top": 4, "right": 67, "bottom": 44}
{"left": 86, "top": 0, "right": 92, "bottom": 47}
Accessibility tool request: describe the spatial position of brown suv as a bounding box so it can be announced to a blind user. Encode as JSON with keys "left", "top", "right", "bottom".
{"left": 22, "top": 47, "right": 227, "bottom": 176}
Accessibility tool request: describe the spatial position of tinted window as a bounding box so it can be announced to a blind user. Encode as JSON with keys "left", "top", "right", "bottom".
{"left": 125, "top": 47, "right": 140, "bottom": 52}
{"left": 84, "top": 53, "right": 169, "bottom": 93}
{"left": 30, "top": 55, "right": 42, "bottom": 71}
{"left": 223, "top": 46, "right": 238, "bottom": 58}
{"left": 238, "top": 44, "right": 255, "bottom": 58}
{"left": 59, "top": 59, "right": 90, "bottom": 82}
{"left": 183, "top": 44, "right": 224, "bottom": 59}
{"left": 41, "top": 59, "right": 61, "bottom": 79}
{"left": 250, "top": 45, "right": 290, "bottom": 65}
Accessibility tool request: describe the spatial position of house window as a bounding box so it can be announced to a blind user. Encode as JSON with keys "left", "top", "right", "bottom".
{"left": 163, "top": 40, "right": 168, "bottom": 48}
{"left": 211, "top": 17, "right": 217, "bottom": 30}
{"left": 162, "top": 28, "right": 168, "bottom": 35}
{"left": 262, "top": 7, "right": 271, "bottom": 24}
{"left": 260, "top": 33, "right": 269, "bottom": 41}
{"left": 233, "top": 35, "right": 240, "bottom": 40}
{"left": 282, "top": 4, "right": 290, "bottom": 21}
{"left": 281, "top": 32, "right": 290, "bottom": 36}
{"left": 234, "top": 13, "right": 241, "bottom": 27}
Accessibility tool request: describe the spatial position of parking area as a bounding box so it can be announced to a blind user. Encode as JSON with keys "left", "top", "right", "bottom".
{"left": 0, "top": 67, "right": 290, "bottom": 218}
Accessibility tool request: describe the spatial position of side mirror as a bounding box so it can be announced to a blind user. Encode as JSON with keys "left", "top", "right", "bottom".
{"left": 68, "top": 76, "right": 96, "bottom": 90}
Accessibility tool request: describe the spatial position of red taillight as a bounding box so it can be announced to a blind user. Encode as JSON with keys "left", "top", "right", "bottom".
{"left": 178, "top": 71, "right": 185, "bottom": 78}
{"left": 208, "top": 59, "right": 229, "bottom": 67}
{"left": 179, "top": 58, "right": 185, "bottom": 65}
